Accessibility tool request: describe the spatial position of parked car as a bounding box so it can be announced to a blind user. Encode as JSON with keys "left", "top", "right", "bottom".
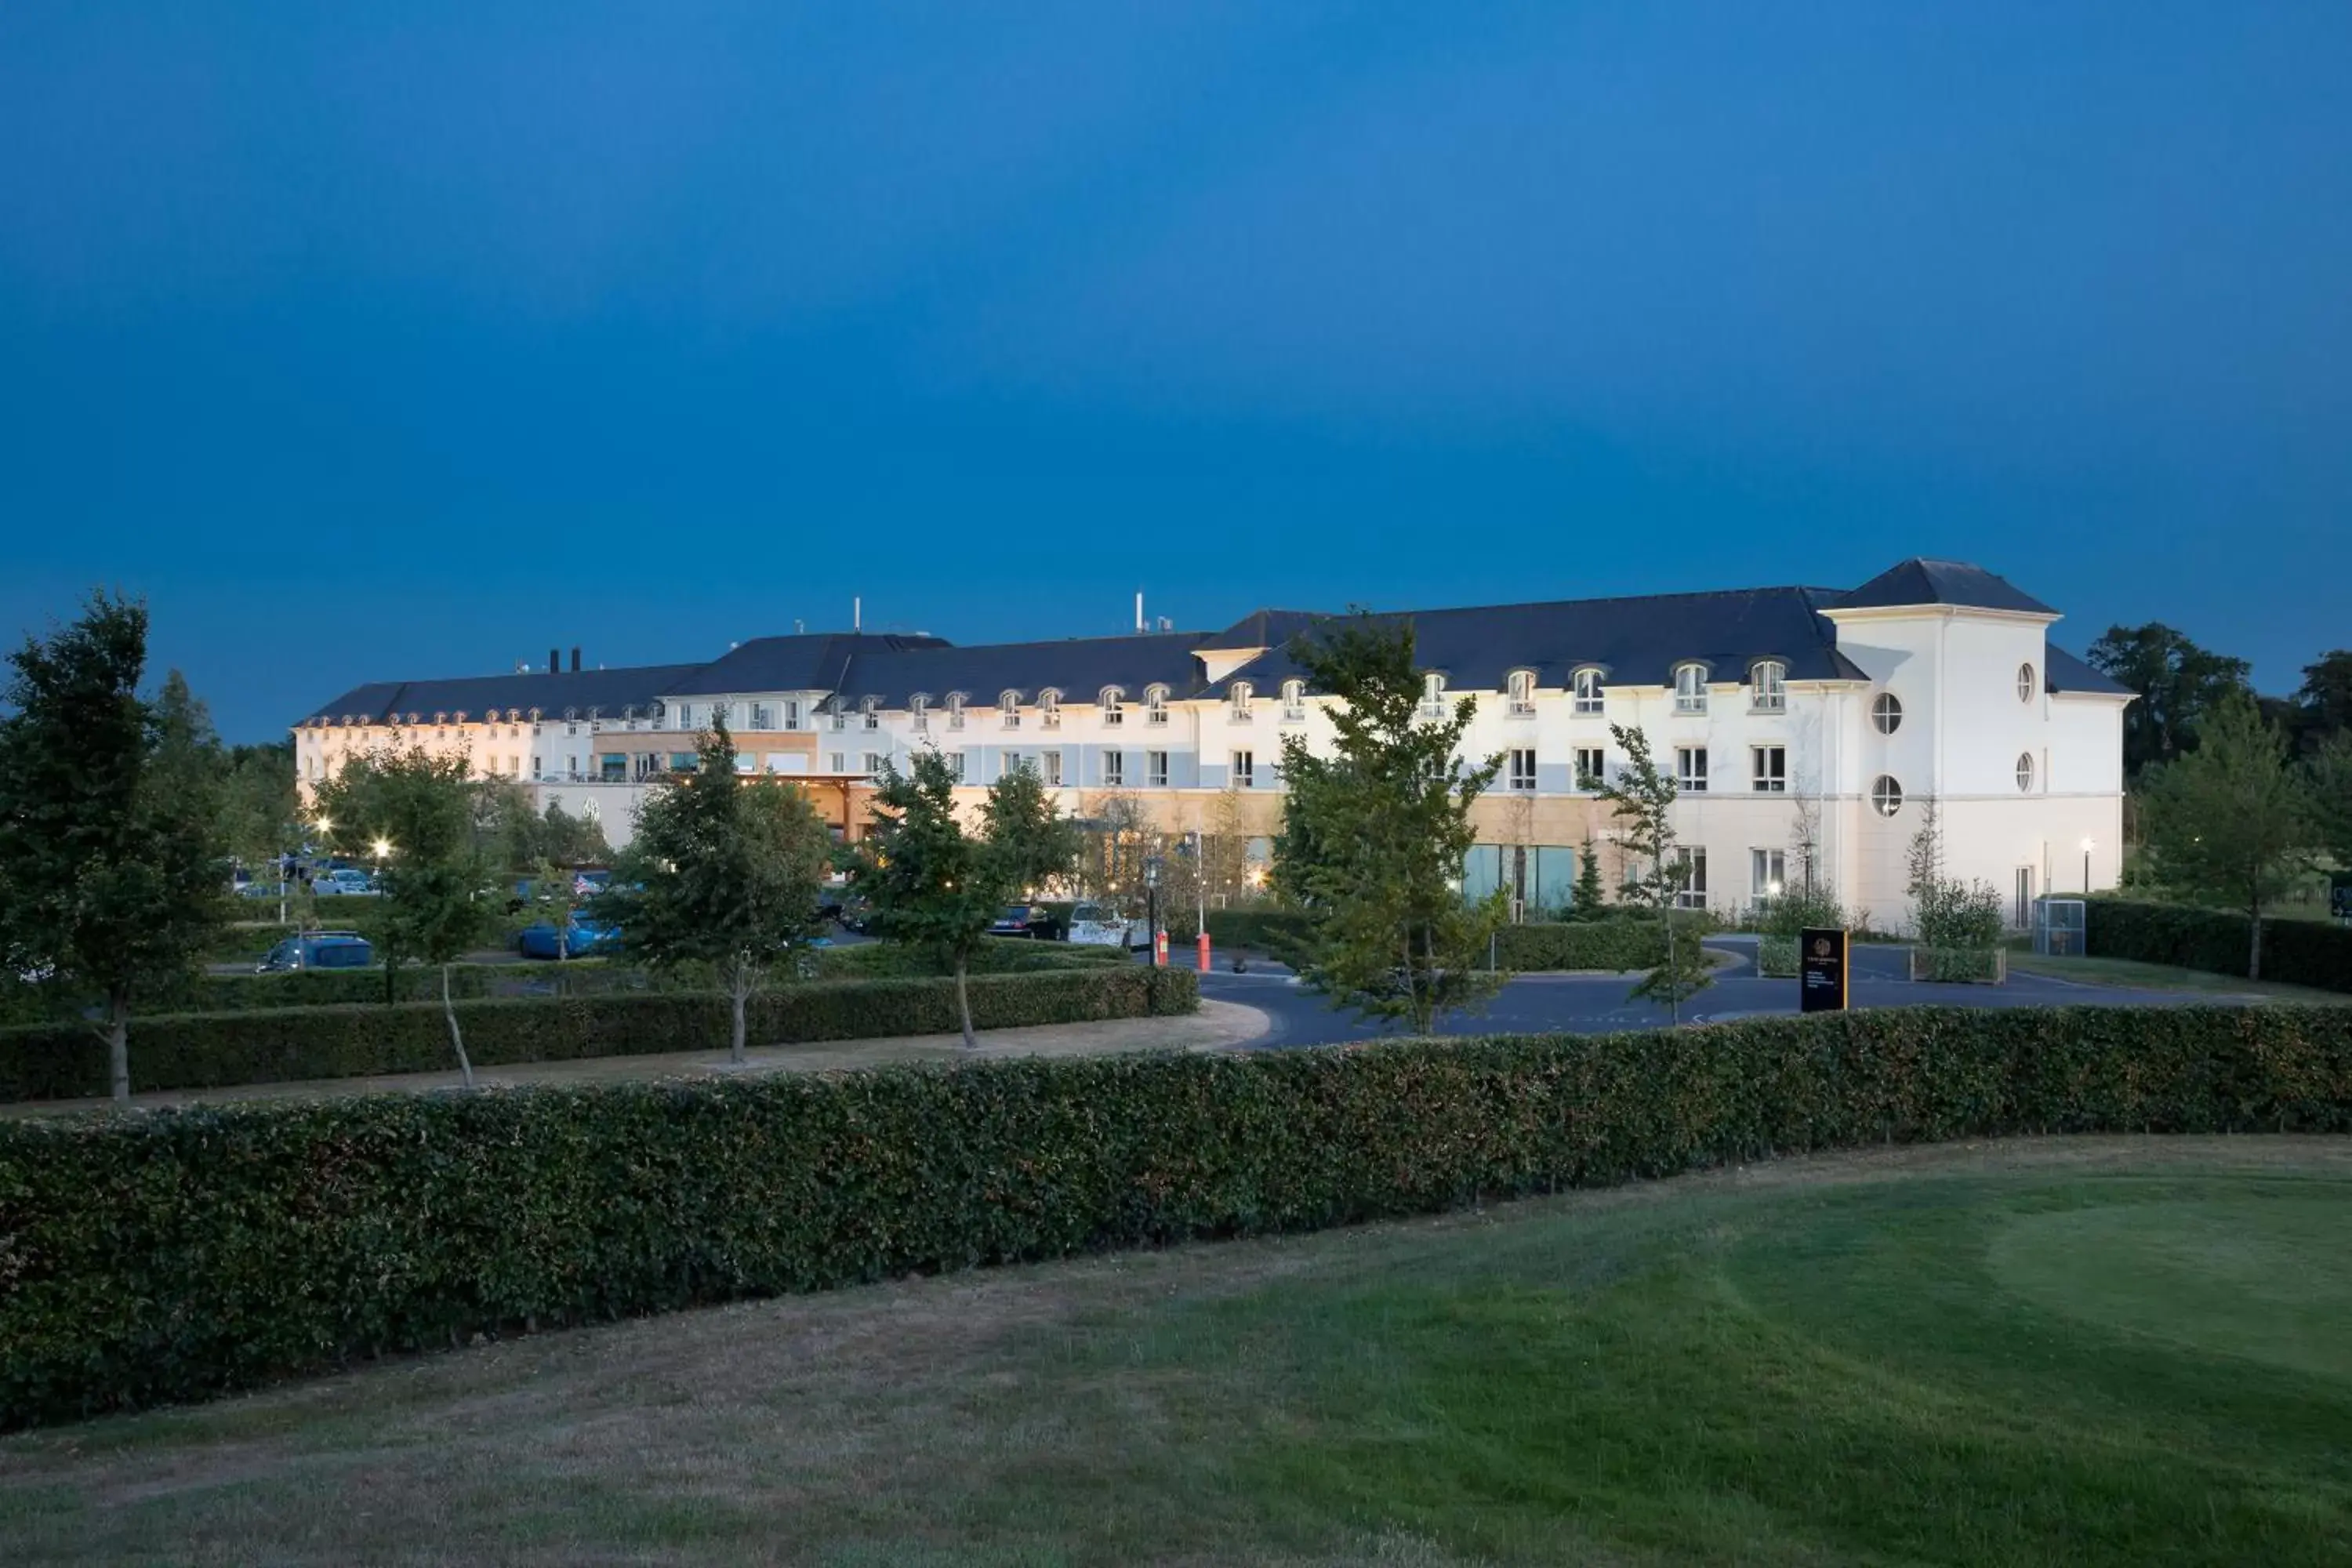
{"left": 988, "top": 904, "right": 1065, "bottom": 941}
{"left": 238, "top": 879, "right": 289, "bottom": 899}
{"left": 516, "top": 918, "right": 622, "bottom": 960}
{"left": 1066, "top": 902, "right": 1146, "bottom": 949}
{"left": 314, "top": 869, "right": 379, "bottom": 897}
{"left": 256, "top": 933, "right": 375, "bottom": 973}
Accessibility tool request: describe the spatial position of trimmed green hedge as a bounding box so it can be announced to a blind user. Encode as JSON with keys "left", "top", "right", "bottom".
{"left": 2086, "top": 898, "right": 2352, "bottom": 994}
{"left": 1758, "top": 937, "right": 1799, "bottom": 978}
{"left": 3, "top": 1003, "right": 2348, "bottom": 1428}
{"left": 1490, "top": 920, "right": 1671, "bottom": 971}
{"left": 1201, "top": 907, "right": 1315, "bottom": 956}
{"left": 810, "top": 937, "right": 1128, "bottom": 980}
{"left": 0, "top": 967, "right": 1200, "bottom": 1102}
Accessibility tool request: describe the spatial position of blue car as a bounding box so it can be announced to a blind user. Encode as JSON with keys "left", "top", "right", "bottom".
{"left": 256, "top": 933, "right": 375, "bottom": 973}
{"left": 517, "top": 919, "right": 620, "bottom": 960}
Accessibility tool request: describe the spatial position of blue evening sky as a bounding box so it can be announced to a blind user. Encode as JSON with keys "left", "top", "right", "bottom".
{"left": 4, "top": 3, "right": 2347, "bottom": 740}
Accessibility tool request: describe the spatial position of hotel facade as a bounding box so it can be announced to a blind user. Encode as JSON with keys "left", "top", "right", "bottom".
{"left": 296, "top": 558, "right": 2132, "bottom": 933}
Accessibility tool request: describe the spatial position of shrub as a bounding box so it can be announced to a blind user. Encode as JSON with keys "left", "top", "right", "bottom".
{"left": 0, "top": 967, "right": 1200, "bottom": 1102}
{"left": 1908, "top": 947, "right": 2009, "bottom": 984}
{"left": 2085, "top": 898, "right": 2352, "bottom": 994}
{"left": 1490, "top": 920, "right": 1668, "bottom": 972}
{"left": 1757, "top": 937, "right": 1799, "bottom": 978}
{"left": 2, "top": 1003, "right": 2347, "bottom": 1428}
{"left": 811, "top": 937, "right": 1125, "bottom": 980}
{"left": 1204, "top": 907, "right": 1316, "bottom": 960}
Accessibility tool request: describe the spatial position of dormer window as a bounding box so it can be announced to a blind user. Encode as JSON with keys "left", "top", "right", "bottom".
{"left": 1039, "top": 689, "right": 1062, "bottom": 729}
{"left": 862, "top": 696, "right": 880, "bottom": 731}
{"left": 1000, "top": 689, "right": 1023, "bottom": 729}
{"left": 1674, "top": 664, "right": 1708, "bottom": 715}
{"left": 453, "top": 711, "right": 469, "bottom": 726}
{"left": 1100, "top": 686, "right": 1125, "bottom": 726}
{"left": 910, "top": 694, "right": 930, "bottom": 731}
{"left": 1573, "top": 668, "right": 1604, "bottom": 715}
{"left": 947, "top": 692, "right": 967, "bottom": 731}
{"left": 1229, "top": 681, "right": 1254, "bottom": 722}
{"left": 1420, "top": 673, "right": 1446, "bottom": 718}
{"left": 1507, "top": 670, "right": 1536, "bottom": 717}
{"left": 1281, "top": 679, "right": 1306, "bottom": 722}
{"left": 1751, "top": 660, "right": 1787, "bottom": 714}
{"left": 1145, "top": 685, "right": 1169, "bottom": 726}
{"left": 829, "top": 699, "right": 848, "bottom": 732}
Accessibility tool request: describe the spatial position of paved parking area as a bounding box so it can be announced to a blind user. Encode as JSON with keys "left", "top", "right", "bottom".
{"left": 1199, "top": 937, "right": 2211, "bottom": 1049}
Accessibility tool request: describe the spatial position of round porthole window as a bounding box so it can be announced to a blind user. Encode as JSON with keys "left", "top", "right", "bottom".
{"left": 1871, "top": 775, "right": 1904, "bottom": 818}
{"left": 2016, "top": 752, "right": 2035, "bottom": 793}
{"left": 1872, "top": 692, "right": 1903, "bottom": 735}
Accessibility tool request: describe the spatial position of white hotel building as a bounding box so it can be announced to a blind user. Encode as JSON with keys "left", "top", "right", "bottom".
{"left": 296, "top": 558, "right": 2131, "bottom": 932}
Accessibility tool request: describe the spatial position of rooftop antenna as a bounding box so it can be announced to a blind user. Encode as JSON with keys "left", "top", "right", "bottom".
{"left": 1135, "top": 590, "right": 1145, "bottom": 634}
{"left": 854, "top": 596, "right": 862, "bottom": 632}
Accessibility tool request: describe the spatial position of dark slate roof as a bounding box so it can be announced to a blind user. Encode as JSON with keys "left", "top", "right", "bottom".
{"left": 662, "top": 633, "right": 951, "bottom": 697}
{"left": 1215, "top": 586, "right": 1867, "bottom": 693}
{"left": 301, "top": 664, "right": 707, "bottom": 725}
{"left": 2045, "top": 643, "right": 2132, "bottom": 697}
{"left": 834, "top": 631, "right": 1216, "bottom": 707}
{"left": 1833, "top": 558, "right": 2056, "bottom": 615}
{"left": 1207, "top": 608, "right": 1327, "bottom": 651}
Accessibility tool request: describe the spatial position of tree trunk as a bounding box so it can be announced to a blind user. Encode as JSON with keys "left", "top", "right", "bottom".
{"left": 2249, "top": 905, "right": 2265, "bottom": 982}
{"left": 1665, "top": 913, "right": 1680, "bottom": 1025}
{"left": 106, "top": 992, "right": 130, "bottom": 1105}
{"left": 729, "top": 960, "right": 749, "bottom": 1065}
{"left": 955, "top": 954, "right": 977, "bottom": 1051}
{"left": 442, "top": 964, "right": 475, "bottom": 1087}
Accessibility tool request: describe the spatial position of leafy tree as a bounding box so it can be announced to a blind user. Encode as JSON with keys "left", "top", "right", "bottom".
{"left": 1585, "top": 725, "right": 1711, "bottom": 1021}
{"left": 1903, "top": 794, "right": 2003, "bottom": 954}
{"left": 0, "top": 595, "right": 227, "bottom": 1103}
{"left": 529, "top": 854, "right": 583, "bottom": 961}
{"left": 316, "top": 746, "right": 500, "bottom": 1081}
{"left": 216, "top": 739, "right": 298, "bottom": 871}
{"left": 982, "top": 760, "right": 1083, "bottom": 903}
{"left": 1202, "top": 785, "right": 1254, "bottom": 905}
{"left": 599, "top": 724, "right": 832, "bottom": 1063}
{"left": 848, "top": 748, "right": 1003, "bottom": 1047}
{"left": 2298, "top": 650, "right": 2352, "bottom": 746}
{"left": 2085, "top": 622, "right": 2252, "bottom": 778}
{"left": 2310, "top": 731, "right": 2352, "bottom": 877}
{"left": 477, "top": 775, "right": 614, "bottom": 871}
{"left": 1271, "top": 615, "right": 1507, "bottom": 1033}
{"left": 2138, "top": 695, "right": 2314, "bottom": 979}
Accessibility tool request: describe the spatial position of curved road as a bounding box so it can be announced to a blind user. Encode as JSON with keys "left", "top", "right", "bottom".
{"left": 1197, "top": 936, "right": 2204, "bottom": 1050}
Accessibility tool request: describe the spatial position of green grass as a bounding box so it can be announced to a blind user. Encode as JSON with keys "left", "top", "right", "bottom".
{"left": 4, "top": 1138, "right": 2350, "bottom": 1565}
{"left": 2009, "top": 949, "right": 2351, "bottom": 1002}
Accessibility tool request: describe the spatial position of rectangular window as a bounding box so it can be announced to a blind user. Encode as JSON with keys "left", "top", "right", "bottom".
{"left": 831, "top": 706, "right": 848, "bottom": 731}
{"left": 1508, "top": 749, "right": 1537, "bottom": 791}
{"left": 1751, "top": 848, "right": 1786, "bottom": 899}
{"left": 1147, "top": 750, "right": 1169, "bottom": 788}
{"left": 1672, "top": 846, "right": 1708, "bottom": 909}
{"left": 601, "top": 754, "right": 628, "bottom": 782}
{"left": 1676, "top": 747, "right": 1708, "bottom": 793}
{"left": 751, "top": 703, "right": 773, "bottom": 730}
{"left": 864, "top": 707, "right": 879, "bottom": 731}
{"left": 784, "top": 699, "right": 801, "bottom": 731}
{"left": 863, "top": 752, "right": 885, "bottom": 775}
{"left": 1042, "top": 750, "right": 1063, "bottom": 786}
{"left": 947, "top": 751, "right": 966, "bottom": 782}
{"left": 1232, "top": 750, "right": 1255, "bottom": 788}
{"left": 1573, "top": 747, "right": 1606, "bottom": 789}
{"left": 1103, "top": 751, "right": 1124, "bottom": 787}
{"left": 1751, "top": 746, "right": 1787, "bottom": 793}
{"left": 1674, "top": 666, "right": 1708, "bottom": 714}
{"left": 677, "top": 704, "right": 694, "bottom": 730}
{"left": 530, "top": 755, "right": 542, "bottom": 779}
{"left": 1146, "top": 692, "right": 1167, "bottom": 727}
{"left": 1104, "top": 696, "right": 1123, "bottom": 727}
{"left": 829, "top": 752, "right": 846, "bottom": 774}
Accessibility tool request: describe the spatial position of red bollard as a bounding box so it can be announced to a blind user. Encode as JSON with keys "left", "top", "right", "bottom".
{"left": 1196, "top": 931, "right": 1212, "bottom": 973}
{"left": 1152, "top": 929, "right": 1168, "bottom": 967}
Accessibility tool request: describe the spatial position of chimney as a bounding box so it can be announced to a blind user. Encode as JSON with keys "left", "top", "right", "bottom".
{"left": 548, "top": 648, "right": 560, "bottom": 675}
{"left": 853, "top": 597, "right": 862, "bottom": 631}
{"left": 1135, "top": 591, "right": 1145, "bottom": 633}
{"left": 570, "top": 647, "right": 582, "bottom": 673}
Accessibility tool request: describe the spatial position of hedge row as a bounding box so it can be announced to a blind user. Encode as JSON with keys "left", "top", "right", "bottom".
{"left": 1489, "top": 920, "right": 1669, "bottom": 972}
{"left": 5, "top": 1002, "right": 2349, "bottom": 1428}
{"left": 810, "top": 937, "right": 1130, "bottom": 980}
{"left": 2086, "top": 898, "right": 2352, "bottom": 995}
{"left": 0, "top": 967, "right": 1200, "bottom": 1102}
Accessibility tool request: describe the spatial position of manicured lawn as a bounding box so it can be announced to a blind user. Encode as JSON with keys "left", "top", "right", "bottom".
{"left": 2009, "top": 949, "right": 2349, "bottom": 1002}
{"left": 4, "top": 1137, "right": 2350, "bottom": 1565}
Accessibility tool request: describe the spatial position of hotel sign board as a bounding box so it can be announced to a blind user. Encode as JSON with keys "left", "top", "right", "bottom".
{"left": 1799, "top": 927, "right": 1849, "bottom": 1013}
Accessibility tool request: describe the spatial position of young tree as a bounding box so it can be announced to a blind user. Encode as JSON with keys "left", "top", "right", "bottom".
{"left": 1585, "top": 724, "right": 1711, "bottom": 1022}
{"left": 600, "top": 724, "right": 833, "bottom": 1063}
{"left": 2310, "top": 731, "right": 2352, "bottom": 877}
{"left": 1202, "top": 784, "right": 1253, "bottom": 906}
{"left": 1270, "top": 615, "right": 1507, "bottom": 1033}
{"left": 982, "top": 760, "right": 1083, "bottom": 903}
{"left": 1903, "top": 794, "right": 2002, "bottom": 962}
{"left": 2139, "top": 695, "right": 2314, "bottom": 979}
{"left": 0, "top": 597, "right": 227, "bottom": 1103}
{"left": 2297, "top": 650, "right": 2352, "bottom": 746}
{"left": 848, "top": 749, "right": 1003, "bottom": 1048}
{"left": 317, "top": 746, "right": 500, "bottom": 1081}
{"left": 1568, "top": 833, "right": 1608, "bottom": 920}
{"left": 530, "top": 854, "right": 583, "bottom": 961}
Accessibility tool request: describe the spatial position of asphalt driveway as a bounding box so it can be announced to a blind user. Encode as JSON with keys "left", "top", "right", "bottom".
{"left": 1197, "top": 936, "right": 2210, "bottom": 1050}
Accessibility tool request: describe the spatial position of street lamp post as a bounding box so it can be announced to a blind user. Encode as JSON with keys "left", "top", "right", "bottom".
{"left": 2082, "top": 837, "right": 2094, "bottom": 895}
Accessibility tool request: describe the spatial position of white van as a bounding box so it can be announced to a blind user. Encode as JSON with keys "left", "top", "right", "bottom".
{"left": 1066, "top": 902, "right": 1146, "bottom": 949}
